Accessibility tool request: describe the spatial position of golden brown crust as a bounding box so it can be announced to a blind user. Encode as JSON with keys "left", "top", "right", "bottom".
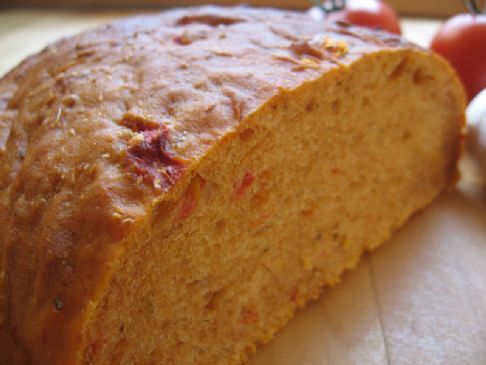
{"left": 0, "top": 6, "right": 455, "bottom": 365}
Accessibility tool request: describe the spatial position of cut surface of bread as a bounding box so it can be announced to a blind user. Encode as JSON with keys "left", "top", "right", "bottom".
{"left": 0, "top": 6, "right": 464, "bottom": 365}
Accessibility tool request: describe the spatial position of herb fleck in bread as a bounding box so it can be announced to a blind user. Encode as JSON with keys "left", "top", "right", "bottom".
{"left": 0, "top": 6, "right": 465, "bottom": 365}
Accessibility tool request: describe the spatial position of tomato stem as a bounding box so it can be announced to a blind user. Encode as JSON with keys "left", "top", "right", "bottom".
{"left": 461, "top": 0, "right": 486, "bottom": 14}
{"left": 310, "top": 0, "right": 346, "bottom": 14}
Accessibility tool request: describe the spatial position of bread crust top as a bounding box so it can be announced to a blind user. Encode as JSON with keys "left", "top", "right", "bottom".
{"left": 0, "top": 6, "right": 415, "bottom": 364}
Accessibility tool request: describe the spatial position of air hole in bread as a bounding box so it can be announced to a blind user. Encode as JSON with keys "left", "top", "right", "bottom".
{"left": 331, "top": 98, "right": 341, "bottom": 114}
{"left": 179, "top": 174, "right": 206, "bottom": 220}
{"left": 205, "top": 289, "right": 225, "bottom": 310}
{"left": 388, "top": 57, "right": 407, "bottom": 80}
{"left": 239, "top": 128, "right": 255, "bottom": 142}
{"left": 305, "top": 98, "right": 318, "bottom": 112}
{"left": 215, "top": 219, "right": 226, "bottom": 231}
{"left": 402, "top": 129, "right": 412, "bottom": 140}
{"left": 413, "top": 68, "right": 435, "bottom": 84}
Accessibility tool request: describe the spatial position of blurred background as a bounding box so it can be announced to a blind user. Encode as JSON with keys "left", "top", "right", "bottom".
{"left": 0, "top": 0, "right": 470, "bottom": 17}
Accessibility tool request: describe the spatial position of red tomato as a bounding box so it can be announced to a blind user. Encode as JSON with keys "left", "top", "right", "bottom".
{"left": 322, "top": 0, "right": 401, "bottom": 35}
{"left": 431, "top": 14, "right": 486, "bottom": 101}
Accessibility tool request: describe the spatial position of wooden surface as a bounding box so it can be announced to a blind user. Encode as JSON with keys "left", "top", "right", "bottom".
{"left": 0, "top": 0, "right": 473, "bottom": 17}
{"left": 0, "top": 10, "right": 485, "bottom": 365}
{"left": 387, "top": 0, "right": 468, "bottom": 17}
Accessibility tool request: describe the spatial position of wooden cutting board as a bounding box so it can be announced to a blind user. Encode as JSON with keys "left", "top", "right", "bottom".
{"left": 0, "top": 10, "right": 485, "bottom": 365}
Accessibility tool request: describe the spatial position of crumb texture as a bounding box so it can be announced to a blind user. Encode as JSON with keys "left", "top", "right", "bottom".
{"left": 0, "top": 6, "right": 464, "bottom": 365}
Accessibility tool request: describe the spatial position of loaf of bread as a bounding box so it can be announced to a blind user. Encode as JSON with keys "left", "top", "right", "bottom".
{"left": 0, "top": 6, "right": 465, "bottom": 365}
